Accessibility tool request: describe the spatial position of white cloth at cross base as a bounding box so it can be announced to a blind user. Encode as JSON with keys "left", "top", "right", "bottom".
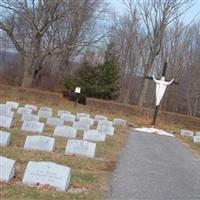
{"left": 152, "top": 76, "right": 174, "bottom": 106}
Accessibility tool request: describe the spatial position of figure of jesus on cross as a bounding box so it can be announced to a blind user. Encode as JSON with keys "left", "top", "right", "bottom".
{"left": 146, "top": 62, "right": 178, "bottom": 125}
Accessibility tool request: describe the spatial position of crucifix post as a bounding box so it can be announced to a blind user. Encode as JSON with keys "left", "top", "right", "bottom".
{"left": 145, "top": 62, "right": 178, "bottom": 126}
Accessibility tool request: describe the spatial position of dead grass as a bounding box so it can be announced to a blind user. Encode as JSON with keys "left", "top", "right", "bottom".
{"left": 0, "top": 86, "right": 129, "bottom": 200}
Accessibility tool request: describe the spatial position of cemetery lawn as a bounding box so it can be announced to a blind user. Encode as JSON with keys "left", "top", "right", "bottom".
{"left": 0, "top": 92, "right": 128, "bottom": 200}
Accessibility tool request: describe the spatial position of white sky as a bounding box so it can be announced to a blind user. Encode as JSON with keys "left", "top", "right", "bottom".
{"left": 107, "top": 0, "right": 200, "bottom": 24}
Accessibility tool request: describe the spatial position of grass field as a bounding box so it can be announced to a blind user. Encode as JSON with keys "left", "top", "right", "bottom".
{"left": 0, "top": 92, "right": 128, "bottom": 200}
{"left": 0, "top": 85, "right": 199, "bottom": 199}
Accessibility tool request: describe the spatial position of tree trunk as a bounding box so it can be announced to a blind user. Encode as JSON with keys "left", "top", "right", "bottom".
{"left": 21, "top": 70, "right": 34, "bottom": 88}
{"left": 138, "top": 78, "right": 150, "bottom": 107}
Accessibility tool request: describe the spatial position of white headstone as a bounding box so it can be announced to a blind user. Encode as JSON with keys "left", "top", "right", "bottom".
{"left": 0, "top": 156, "right": 16, "bottom": 182}
{"left": 79, "top": 117, "right": 94, "bottom": 126}
{"left": 113, "top": 118, "right": 126, "bottom": 126}
{"left": 73, "top": 121, "right": 90, "bottom": 131}
{"left": 17, "top": 107, "right": 32, "bottom": 115}
{"left": 0, "top": 104, "right": 11, "bottom": 111}
{"left": 22, "top": 121, "right": 44, "bottom": 133}
{"left": 181, "top": 129, "right": 194, "bottom": 137}
{"left": 38, "top": 110, "right": 53, "bottom": 118}
{"left": 76, "top": 113, "right": 90, "bottom": 120}
{"left": 24, "top": 135, "right": 55, "bottom": 152}
{"left": 21, "top": 113, "right": 39, "bottom": 122}
{"left": 6, "top": 101, "right": 19, "bottom": 109}
{"left": 47, "top": 117, "right": 64, "bottom": 126}
{"left": 83, "top": 129, "right": 106, "bottom": 142}
{"left": 193, "top": 136, "right": 200, "bottom": 143}
{"left": 60, "top": 114, "right": 76, "bottom": 123}
{"left": 0, "top": 109, "right": 14, "bottom": 118}
{"left": 196, "top": 132, "right": 200, "bottom": 136}
{"left": 98, "top": 120, "right": 113, "bottom": 127}
{"left": 0, "top": 116, "right": 13, "bottom": 128}
{"left": 94, "top": 115, "right": 107, "bottom": 122}
{"left": 58, "top": 110, "right": 71, "bottom": 117}
{"left": 97, "top": 124, "right": 115, "bottom": 136}
{"left": 25, "top": 104, "right": 38, "bottom": 112}
{"left": 65, "top": 139, "right": 96, "bottom": 158}
{"left": 22, "top": 161, "right": 71, "bottom": 191}
{"left": 54, "top": 126, "right": 77, "bottom": 138}
{"left": 0, "top": 130, "right": 11, "bottom": 146}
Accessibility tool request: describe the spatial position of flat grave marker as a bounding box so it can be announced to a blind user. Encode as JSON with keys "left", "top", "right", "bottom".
{"left": 38, "top": 110, "right": 53, "bottom": 118}
{"left": 181, "top": 129, "right": 194, "bottom": 137}
{"left": 193, "top": 136, "right": 200, "bottom": 143}
{"left": 25, "top": 104, "right": 38, "bottom": 112}
{"left": 0, "top": 130, "right": 11, "bottom": 146}
{"left": 98, "top": 120, "right": 113, "bottom": 127}
{"left": 58, "top": 110, "right": 71, "bottom": 117}
{"left": 79, "top": 117, "right": 94, "bottom": 126}
{"left": 83, "top": 129, "right": 106, "bottom": 142}
{"left": 60, "top": 114, "right": 76, "bottom": 123}
{"left": 97, "top": 124, "right": 115, "bottom": 136}
{"left": 0, "top": 156, "right": 16, "bottom": 182}
{"left": 17, "top": 107, "right": 32, "bottom": 115}
{"left": 22, "top": 161, "right": 71, "bottom": 191}
{"left": 21, "top": 121, "right": 44, "bottom": 133}
{"left": 47, "top": 117, "right": 64, "bottom": 126}
{"left": 0, "top": 115, "right": 13, "bottom": 128}
{"left": 94, "top": 115, "right": 107, "bottom": 122}
{"left": 54, "top": 126, "right": 77, "bottom": 138}
{"left": 24, "top": 135, "right": 55, "bottom": 152}
{"left": 76, "top": 113, "right": 90, "bottom": 120}
{"left": 21, "top": 113, "right": 39, "bottom": 122}
{"left": 113, "top": 118, "right": 126, "bottom": 126}
{"left": 6, "top": 101, "right": 19, "bottom": 109}
{"left": 73, "top": 121, "right": 90, "bottom": 131}
{"left": 65, "top": 139, "right": 96, "bottom": 158}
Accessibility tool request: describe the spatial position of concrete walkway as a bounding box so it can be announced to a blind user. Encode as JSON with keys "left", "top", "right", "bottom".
{"left": 108, "top": 130, "right": 200, "bottom": 200}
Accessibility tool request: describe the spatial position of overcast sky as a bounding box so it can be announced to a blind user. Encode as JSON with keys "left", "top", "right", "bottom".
{"left": 107, "top": 0, "right": 200, "bottom": 24}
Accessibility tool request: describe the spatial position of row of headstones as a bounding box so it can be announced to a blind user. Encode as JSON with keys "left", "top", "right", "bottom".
{"left": 0, "top": 101, "right": 126, "bottom": 129}
{"left": 0, "top": 156, "right": 71, "bottom": 191}
{"left": 0, "top": 130, "right": 101, "bottom": 158}
{"left": 181, "top": 129, "right": 200, "bottom": 143}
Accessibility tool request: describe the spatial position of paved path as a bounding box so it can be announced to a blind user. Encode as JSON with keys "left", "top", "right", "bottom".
{"left": 108, "top": 130, "right": 200, "bottom": 200}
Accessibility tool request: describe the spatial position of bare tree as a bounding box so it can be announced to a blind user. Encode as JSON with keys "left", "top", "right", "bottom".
{"left": 0, "top": 0, "right": 63, "bottom": 87}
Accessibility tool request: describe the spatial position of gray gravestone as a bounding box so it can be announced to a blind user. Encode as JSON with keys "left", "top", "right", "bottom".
{"left": 24, "top": 135, "right": 55, "bottom": 152}
{"left": 22, "top": 121, "right": 44, "bottom": 133}
{"left": 21, "top": 113, "right": 39, "bottom": 122}
{"left": 196, "top": 132, "right": 200, "bottom": 136}
{"left": 97, "top": 124, "right": 114, "bottom": 136}
{"left": 0, "top": 130, "right": 11, "bottom": 146}
{"left": 83, "top": 129, "right": 106, "bottom": 142}
{"left": 79, "top": 117, "right": 94, "bottom": 126}
{"left": 38, "top": 110, "right": 52, "bottom": 118}
{"left": 22, "top": 161, "right": 71, "bottom": 191}
{"left": 6, "top": 101, "right": 19, "bottom": 109}
{"left": 76, "top": 113, "right": 90, "bottom": 120}
{"left": 0, "top": 156, "right": 16, "bottom": 182}
{"left": 98, "top": 120, "right": 113, "bottom": 127}
{"left": 113, "top": 118, "right": 126, "bottom": 126}
{"left": 73, "top": 121, "right": 90, "bottom": 131}
{"left": 0, "top": 109, "right": 14, "bottom": 118}
{"left": 94, "top": 115, "right": 107, "bottom": 122}
{"left": 0, "top": 115, "right": 13, "bottom": 128}
{"left": 58, "top": 110, "right": 71, "bottom": 117}
{"left": 47, "top": 117, "right": 64, "bottom": 126}
{"left": 39, "top": 107, "right": 52, "bottom": 112}
{"left": 17, "top": 107, "right": 32, "bottom": 115}
{"left": 54, "top": 126, "right": 77, "bottom": 138}
{"left": 60, "top": 114, "right": 75, "bottom": 123}
{"left": 193, "top": 136, "right": 200, "bottom": 143}
{"left": 25, "top": 104, "right": 38, "bottom": 112}
{"left": 65, "top": 139, "right": 96, "bottom": 158}
{"left": 181, "top": 129, "right": 194, "bottom": 137}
